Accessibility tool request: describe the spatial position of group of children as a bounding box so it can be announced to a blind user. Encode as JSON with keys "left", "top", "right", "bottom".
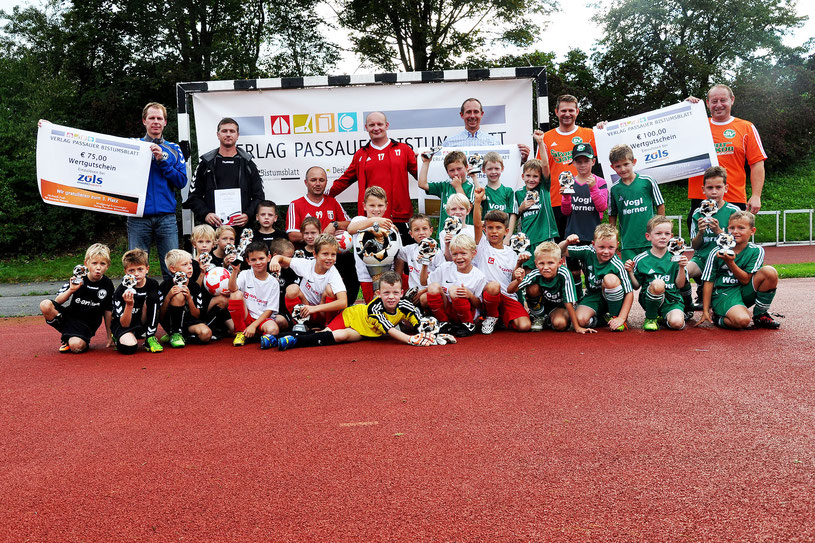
{"left": 41, "top": 143, "right": 781, "bottom": 354}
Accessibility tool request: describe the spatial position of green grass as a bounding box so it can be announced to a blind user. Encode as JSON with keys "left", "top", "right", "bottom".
{"left": 0, "top": 237, "right": 163, "bottom": 283}
{"left": 774, "top": 262, "right": 815, "bottom": 279}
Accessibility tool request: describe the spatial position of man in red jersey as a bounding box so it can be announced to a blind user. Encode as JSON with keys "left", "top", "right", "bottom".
{"left": 329, "top": 111, "right": 417, "bottom": 245}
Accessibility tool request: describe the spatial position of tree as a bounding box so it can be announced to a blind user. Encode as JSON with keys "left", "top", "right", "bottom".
{"left": 337, "top": 0, "right": 558, "bottom": 71}
{"left": 592, "top": 0, "right": 805, "bottom": 118}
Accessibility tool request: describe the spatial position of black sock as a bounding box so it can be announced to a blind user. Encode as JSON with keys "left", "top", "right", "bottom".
{"left": 169, "top": 305, "right": 185, "bottom": 334}
{"left": 46, "top": 313, "right": 64, "bottom": 332}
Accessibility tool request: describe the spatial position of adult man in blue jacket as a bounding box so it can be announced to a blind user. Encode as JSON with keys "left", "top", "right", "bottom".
{"left": 128, "top": 102, "right": 188, "bottom": 280}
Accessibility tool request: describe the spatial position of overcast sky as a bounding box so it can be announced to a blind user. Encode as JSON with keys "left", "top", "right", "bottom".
{"left": 2, "top": 0, "right": 812, "bottom": 71}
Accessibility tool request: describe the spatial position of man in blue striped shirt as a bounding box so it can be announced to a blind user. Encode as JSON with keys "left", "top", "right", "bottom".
{"left": 443, "top": 98, "right": 530, "bottom": 161}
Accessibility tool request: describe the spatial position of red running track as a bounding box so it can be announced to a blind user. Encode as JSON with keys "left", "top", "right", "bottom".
{"left": 1, "top": 279, "right": 813, "bottom": 541}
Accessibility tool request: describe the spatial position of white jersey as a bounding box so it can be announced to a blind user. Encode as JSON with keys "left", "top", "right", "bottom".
{"left": 349, "top": 215, "right": 400, "bottom": 281}
{"left": 440, "top": 224, "right": 475, "bottom": 258}
{"left": 236, "top": 269, "right": 279, "bottom": 320}
{"left": 474, "top": 235, "right": 519, "bottom": 299}
{"left": 397, "top": 242, "right": 446, "bottom": 289}
{"left": 428, "top": 261, "right": 488, "bottom": 300}
{"left": 289, "top": 257, "right": 347, "bottom": 305}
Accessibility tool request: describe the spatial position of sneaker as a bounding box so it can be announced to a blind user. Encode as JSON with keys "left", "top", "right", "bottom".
{"left": 684, "top": 310, "right": 695, "bottom": 321}
{"left": 169, "top": 333, "right": 186, "bottom": 348}
{"left": 530, "top": 315, "right": 546, "bottom": 332}
{"left": 586, "top": 316, "right": 598, "bottom": 329}
{"left": 453, "top": 322, "right": 476, "bottom": 338}
{"left": 59, "top": 342, "right": 71, "bottom": 353}
{"left": 260, "top": 334, "right": 278, "bottom": 350}
{"left": 643, "top": 318, "right": 659, "bottom": 331}
{"left": 144, "top": 336, "right": 164, "bottom": 353}
{"left": 611, "top": 322, "right": 628, "bottom": 332}
{"left": 278, "top": 335, "right": 297, "bottom": 351}
{"left": 233, "top": 332, "right": 246, "bottom": 347}
{"left": 438, "top": 322, "right": 454, "bottom": 335}
{"left": 753, "top": 313, "right": 781, "bottom": 329}
{"left": 481, "top": 316, "right": 499, "bottom": 335}
{"left": 159, "top": 334, "right": 170, "bottom": 344}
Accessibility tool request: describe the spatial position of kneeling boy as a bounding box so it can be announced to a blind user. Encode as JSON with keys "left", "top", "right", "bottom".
{"left": 228, "top": 242, "right": 288, "bottom": 346}
{"left": 511, "top": 242, "right": 589, "bottom": 333}
{"left": 159, "top": 249, "right": 212, "bottom": 347}
{"left": 699, "top": 211, "right": 780, "bottom": 329}
{"left": 625, "top": 216, "right": 688, "bottom": 331}
{"left": 112, "top": 249, "right": 162, "bottom": 354}
{"left": 40, "top": 243, "right": 115, "bottom": 353}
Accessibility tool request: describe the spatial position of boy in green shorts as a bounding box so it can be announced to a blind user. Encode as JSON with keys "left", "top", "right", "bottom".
{"left": 608, "top": 144, "right": 665, "bottom": 260}
{"left": 510, "top": 241, "right": 593, "bottom": 333}
{"left": 698, "top": 211, "right": 780, "bottom": 329}
{"left": 481, "top": 151, "right": 518, "bottom": 242}
{"left": 418, "top": 149, "right": 475, "bottom": 237}
{"left": 687, "top": 166, "right": 740, "bottom": 308}
{"left": 513, "top": 159, "right": 559, "bottom": 269}
{"left": 559, "top": 223, "right": 634, "bottom": 331}
{"left": 624, "top": 216, "right": 688, "bottom": 331}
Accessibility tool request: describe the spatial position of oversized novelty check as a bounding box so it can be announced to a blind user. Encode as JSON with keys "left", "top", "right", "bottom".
{"left": 593, "top": 101, "right": 718, "bottom": 185}
{"left": 37, "top": 122, "right": 152, "bottom": 216}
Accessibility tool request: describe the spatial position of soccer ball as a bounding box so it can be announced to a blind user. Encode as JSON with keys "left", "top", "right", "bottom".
{"left": 204, "top": 266, "right": 231, "bottom": 296}
{"left": 355, "top": 225, "right": 401, "bottom": 267}
{"left": 336, "top": 231, "right": 353, "bottom": 254}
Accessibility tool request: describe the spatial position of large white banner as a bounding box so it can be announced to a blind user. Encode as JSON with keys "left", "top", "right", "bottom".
{"left": 36, "top": 123, "right": 152, "bottom": 216}
{"left": 594, "top": 101, "right": 718, "bottom": 186}
{"left": 191, "top": 79, "right": 533, "bottom": 206}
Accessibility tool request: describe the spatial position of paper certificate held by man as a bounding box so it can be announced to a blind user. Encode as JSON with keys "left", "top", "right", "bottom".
{"left": 593, "top": 101, "right": 718, "bottom": 186}
{"left": 36, "top": 122, "right": 152, "bottom": 216}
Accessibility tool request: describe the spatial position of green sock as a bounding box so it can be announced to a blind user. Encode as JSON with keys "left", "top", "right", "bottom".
{"left": 754, "top": 289, "right": 776, "bottom": 316}
{"left": 604, "top": 285, "right": 624, "bottom": 317}
{"left": 644, "top": 290, "right": 663, "bottom": 319}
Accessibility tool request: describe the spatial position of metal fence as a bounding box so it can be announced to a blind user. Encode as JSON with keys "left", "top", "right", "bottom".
{"left": 668, "top": 209, "right": 814, "bottom": 247}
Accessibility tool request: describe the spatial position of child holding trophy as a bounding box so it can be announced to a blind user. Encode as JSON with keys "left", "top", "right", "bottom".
{"left": 560, "top": 143, "right": 608, "bottom": 298}
{"left": 480, "top": 152, "right": 518, "bottom": 241}
{"left": 513, "top": 159, "right": 559, "bottom": 270}
{"left": 687, "top": 166, "right": 741, "bottom": 308}
{"left": 158, "top": 250, "right": 212, "bottom": 347}
{"left": 698, "top": 211, "right": 781, "bottom": 329}
{"left": 39, "top": 243, "right": 115, "bottom": 353}
{"left": 624, "top": 216, "right": 689, "bottom": 331}
{"left": 510, "top": 242, "right": 587, "bottom": 333}
{"left": 418, "top": 149, "right": 476, "bottom": 240}
{"left": 472, "top": 187, "right": 531, "bottom": 334}
{"left": 559, "top": 224, "right": 634, "bottom": 332}
{"left": 347, "top": 186, "right": 402, "bottom": 303}
{"left": 111, "top": 249, "right": 163, "bottom": 354}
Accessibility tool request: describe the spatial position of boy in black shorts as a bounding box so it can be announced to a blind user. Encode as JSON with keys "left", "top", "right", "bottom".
{"left": 112, "top": 249, "right": 163, "bottom": 354}
{"left": 158, "top": 249, "right": 213, "bottom": 347}
{"left": 40, "top": 243, "right": 115, "bottom": 353}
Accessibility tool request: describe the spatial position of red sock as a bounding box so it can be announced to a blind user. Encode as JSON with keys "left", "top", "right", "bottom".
{"left": 285, "top": 296, "right": 300, "bottom": 316}
{"left": 361, "top": 282, "right": 374, "bottom": 303}
{"left": 228, "top": 299, "right": 246, "bottom": 332}
{"left": 483, "top": 291, "right": 501, "bottom": 318}
{"left": 426, "top": 291, "right": 449, "bottom": 321}
{"left": 451, "top": 296, "right": 474, "bottom": 323}
{"left": 402, "top": 274, "right": 410, "bottom": 289}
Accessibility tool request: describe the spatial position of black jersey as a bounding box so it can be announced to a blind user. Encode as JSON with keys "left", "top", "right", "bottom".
{"left": 158, "top": 277, "right": 205, "bottom": 311}
{"left": 56, "top": 275, "right": 114, "bottom": 329}
{"left": 112, "top": 278, "right": 160, "bottom": 332}
{"left": 254, "top": 229, "right": 286, "bottom": 248}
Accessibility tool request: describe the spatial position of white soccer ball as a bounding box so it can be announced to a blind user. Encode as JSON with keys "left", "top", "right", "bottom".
{"left": 204, "top": 266, "right": 231, "bottom": 296}
{"left": 355, "top": 225, "right": 401, "bottom": 267}
{"left": 335, "top": 231, "right": 353, "bottom": 254}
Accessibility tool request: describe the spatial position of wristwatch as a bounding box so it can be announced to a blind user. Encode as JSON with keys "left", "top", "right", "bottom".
{"left": 331, "top": 220, "right": 339, "bottom": 230}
